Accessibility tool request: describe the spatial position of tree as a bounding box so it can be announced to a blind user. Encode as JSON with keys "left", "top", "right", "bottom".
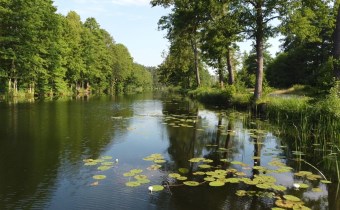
{"left": 201, "top": 1, "right": 241, "bottom": 88}
{"left": 152, "top": 0, "right": 210, "bottom": 87}
{"left": 333, "top": 0, "right": 340, "bottom": 80}
{"left": 237, "top": 0, "right": 286, "bottom": 100}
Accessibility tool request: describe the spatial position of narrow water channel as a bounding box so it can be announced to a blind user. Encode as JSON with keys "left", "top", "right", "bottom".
{"left": 0, "top": 93, "right": 338, "bottom": 210}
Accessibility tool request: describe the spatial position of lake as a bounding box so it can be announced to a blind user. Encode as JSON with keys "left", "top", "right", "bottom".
{"left": 0, "top": 93, "right": 339, "bottom": 210}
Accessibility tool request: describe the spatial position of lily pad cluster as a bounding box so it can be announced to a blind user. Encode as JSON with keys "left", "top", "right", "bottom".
{"left": 143, "top": 153, "right": 166, "bottom": 171}
{"left": 124, "top": 169, "right": 151, "bottom": 187}
{"left": 83, "top": 155, "right": 118, "bottom": 185}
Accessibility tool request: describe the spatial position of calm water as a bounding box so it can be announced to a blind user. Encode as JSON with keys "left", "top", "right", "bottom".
{"left": 0, "top": 93, "right": 339, "bottom": 210}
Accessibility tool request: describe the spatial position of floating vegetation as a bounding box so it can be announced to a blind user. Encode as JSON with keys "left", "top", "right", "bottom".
{"left": 134, "top": 175, "right": 148, "bottom": 180}
{"left": 143, "top": 153, "right": 165, "bottom": 162}
{"left": 123, "top": 172, "right": 135, "bottom": 177}
{"left": 176, "top": 176, "right": 188, "bottom": 181}
{"left": 125, "top": 181, "right": 141, "bottom": 187}
{"left": 231, "top": 161, "right": 243, "bottom": 165}
{"left": 320, "top": 180, "right": 332, "bottom": 184}
{"left": 93, "top": 175, "right": 106, "bottom": 180}
{"left": 178, "top": 168, "right": 189, "bottom": 174}
{"left": 150, "top": 185, "right": 164, "bottom": 192}
{"left": 97, "top": 166, "right": 112, "bottom": 171}
{"left": 130, "top": 169, "right": 143, "bottom": 174}
{"left": 272, "top": 185, "right": 287, "bottom": 191}
{"left": 312, "top": 188, "right": 322, "bottom": 192}
{"left": 193, "top": 171, "right": 205, "bottom": 175}
{"left": 198, "top": 164, "right": 212, "bottom": 169}
{"left": 204, "top": 177, "right": 215, "bottom": 182}
{"left": 169, "top": 173, "right": 181, "bottom": 178}
{"left": 283, "top": 195, "right": 301, "bottom": 202}
{"left": 101, "top": 156, "right": 113, "bottom": 160}
{"left": 183, "top": 181, "right": 200, "bottom": 186}
{"left": 147, "top": 164, "right": 162, "bottom": 171}
{"left": 209, "top": 181, "right": 225, "bottom": 187}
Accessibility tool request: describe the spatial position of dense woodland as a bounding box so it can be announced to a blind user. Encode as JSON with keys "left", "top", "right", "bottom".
{"left": 1, "top": 0, "right": 340, "bottom": 100}
{"left": 152, "top": 0, "right": 340, "bottom": 99}
{"left": 0, "top": 0, "right": 154, "bottom": 97}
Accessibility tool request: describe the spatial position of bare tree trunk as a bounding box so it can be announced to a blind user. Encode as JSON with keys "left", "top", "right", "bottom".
{"left": 333, "top": 4, "right": 340, "bottom": 80}
{"left": 218, "top": 57, "right": 224, "bottom": 88}
{"left": 254, "top": 2, "right": 264, "bottom": 100}
{"left": 227, "top": 49, "right": 235, "bottom": 85}
{"left": 193, "top": 42, "right": 200, "bottom": 87}
{"left": 191, "top": 37, "right": 200, "bottom": 87}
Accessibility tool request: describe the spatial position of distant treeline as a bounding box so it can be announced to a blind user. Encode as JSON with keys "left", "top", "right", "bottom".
{"left": 0, "top": 0, "right": 156, "bottom": 97}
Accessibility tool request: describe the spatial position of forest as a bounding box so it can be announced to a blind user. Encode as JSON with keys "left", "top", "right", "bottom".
{"left": 1, "top": 0, "right": 340, "bottom": 103}
{"left": 151, "top": 0, "right": 340, "bottom": 101}
{"left": 0, "top": 0, "right": 154, "bottom": 98}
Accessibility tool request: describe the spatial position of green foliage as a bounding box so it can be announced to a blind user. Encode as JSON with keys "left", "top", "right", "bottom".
{"left": 0, "top": 4, "right": 153, "bottom": 98}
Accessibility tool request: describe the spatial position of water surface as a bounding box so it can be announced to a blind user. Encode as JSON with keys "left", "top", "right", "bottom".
{"left": 0, "top": 93, "right": 338, "bottom": 210}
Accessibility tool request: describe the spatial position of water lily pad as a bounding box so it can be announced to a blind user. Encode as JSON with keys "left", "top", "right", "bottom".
{"left": 150, "top": 185, "right": 164, "bottom": 191}
{"left": 256, "top": 183, "right": 271, "bottom": 189}
{"left": 101, "top": 156, "right": 113, "bottom": 160}
{"left": 312, "top": 188, "right": 322, "bottom": 192}
{"left": 97, "top": 166, "right": 112, "bottom": 171}
{"left": 283, "top": 195, "right": 301, "bottom": 202}
{"left": 137, "top": 179, "right": 151, "bottom": 184}
{"left": 198, "top": 164, "right": 212, "bottom": 169}
{"left": 178, "top": 168, "right": 189, "bottom": 174}
{"left": 231, "top": 161, "right": 243, "bottom": 165}
{"left": 275, "top": 200, "right": 294, "bottom": 208}
{"left": 183, "top": 181, "right": 200, "bottom": 186}
{"left": 101, "top": 162, "right": 114, "bottom": 166}
{"left": 164, "top": 172, "right": 179, "bottom": 178}
{"left": 236, "top": 190, "right": 247, "bottom": 197}
{"left": 84, "top": 162, "right": 98, "bottom": 166}
{"left": 298, "top": 183, "right": 309, "bottom": 189}
{"left": 203, "top": 159, "right": 213, "bottom": 163}
{"left": 177, "top": 176, "right": 188, "bottom": 181}
{"left": 272, "top": 208, "right": 285, "bottom": 210}
{"left": 147, "top": 164, "right": 162, "bottom": 170}
{"left": 188, "top": 157, "right": 204, "bottom": 163}
{"left": 134, "top": 175, "right": 148, "bottom": 180}
{"left": 320, "top": 180, "right": 332, "bottom": 184}
{"left": 225, "top": 178, "right": 240, "bottom": 183}
{"left": 209, "top": 181, "right": 225, "bottom": 187}
{"left": 125, "top": 181, "right": 141, "bottom": 187}
{"left": 154, "top": 159, "right": 166, "bottom": 163}
{"left": 272, "top": 185, "right": 287, "bottom": 191}
{"left": 193, "top": 171, "right": 205, "bottom": 175}
{"left": 93, "top": 175, "right": 106, "bottom": 180}
{"left": 143, "top": 157, "right": 155, "bottom": 161}
{"left": 220, "top": 159, "right": 229, "bottom": 162}
{"left": 123, "top": 172, "right": 135, "bottom": 177}
{"left": 204, "top": 177, "right": 215, "bottom": 182}
{"left": 130, "top": 169, "right": 143, "bottom": 174}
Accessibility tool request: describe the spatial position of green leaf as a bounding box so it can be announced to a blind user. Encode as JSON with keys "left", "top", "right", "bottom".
{"left": 183, "top": 181, "right": 200, "bottom": 186}
{"left": 125, "top": 181, "right": 141, "bottom": 187}
{"left": 93, "top": 175, "right": 106, "bottom": 180}
{"left": 209, "top": 181, "right": 225, "bottom": 187}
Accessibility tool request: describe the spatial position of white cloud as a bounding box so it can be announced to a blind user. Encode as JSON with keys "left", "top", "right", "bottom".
{"left": 111, "top": 0, "right": 150, "bottom": 6}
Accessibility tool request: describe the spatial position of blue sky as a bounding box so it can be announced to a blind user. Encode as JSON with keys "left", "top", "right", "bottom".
{"left": 52, "top": 0, "right": 280, "bottom": 68}
{"left": 53, "top": 0, "right": 170, "bottom": 67}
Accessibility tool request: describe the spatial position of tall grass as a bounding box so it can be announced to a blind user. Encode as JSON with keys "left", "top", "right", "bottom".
{"left": 263, "top": 92, "right": 340, "bottom": 180}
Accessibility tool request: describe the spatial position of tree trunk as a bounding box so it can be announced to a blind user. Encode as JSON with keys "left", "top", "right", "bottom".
{"left": 193, "top": 42, "right": 200, "bottom": 87}
{"left": 333, "top": 4, "right": 340, "bottom": 80}
{"left": 227, "top": 49, "right": 234, "bottom": 85}
{"left": 254, "top": 2, "right": 264, "bottom": 100}
{"left": 191, "top": 37, "right": 200, "bottom": 87}
{"left": 218, "top": 57, "right": 224, "bottom": 88}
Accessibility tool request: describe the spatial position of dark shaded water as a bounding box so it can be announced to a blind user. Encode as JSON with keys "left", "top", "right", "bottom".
{"left": 0, "top": 93, "right": 339, "bottom": 210}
